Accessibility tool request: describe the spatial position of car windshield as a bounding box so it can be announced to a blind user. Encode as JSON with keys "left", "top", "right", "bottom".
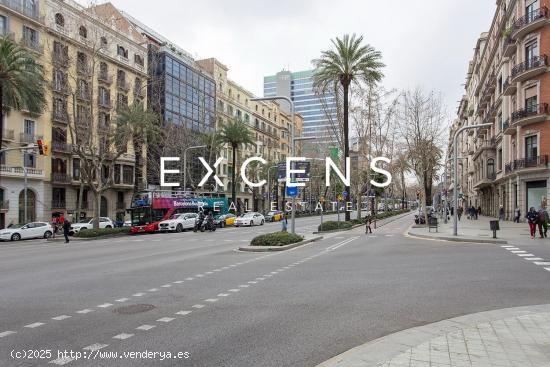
{"left": 171, "top": 214, "right": 184, "bottom": 219}
{"left": 7, "top": 223, "right": 25, "bottom": 229}
{"left": 78, "top": 218, "right": 92, "bottom": 223}
{"left": 214, "top": 215, "right": 224, "bottom": 220}
{"left": 242, "top": 213, "right": 255, "bottom": 217}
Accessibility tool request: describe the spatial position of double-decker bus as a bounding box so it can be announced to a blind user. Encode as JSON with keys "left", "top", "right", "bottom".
{"left": 128, "top": 190, "right": 228, "bottom": 234}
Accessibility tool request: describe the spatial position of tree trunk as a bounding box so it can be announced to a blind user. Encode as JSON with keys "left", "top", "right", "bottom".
{"left": 134, "top": 141, "right": 142, "bottom": 192}
{"left": 343, "top": 83, "right": 351, "bottom": 221}
{"left": 0, "top": 83, "right": 3, "bottom": 151}
{"left": 93, "top": 191, "right": 100, "bottom": 229}
{"left": 77, "top": 180, "right": 84, "bottom": 220}
{"left": 231, "top": 145, "right": 237, "bottom": 214}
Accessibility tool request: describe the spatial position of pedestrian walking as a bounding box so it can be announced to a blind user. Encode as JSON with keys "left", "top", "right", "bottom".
{"left": 477, "top": 206, "right": 482, "bottom": 216}
{"left": 281, "top": 212, "right": 288, "bottom": 232}
{"left": 514, "top": 207, "right": 521, "bottom": 223}
{"left": 499, "top": 206, "right": 505, "bottom": 221}
{"left": 62, "top": 218, "right": 71, "bottom": 243}
{"left": 537, "top": 207, "right": 549, "bottom": 238}
{"left": 365, "top": 215, "right": 373, "bottom": 234}
{"left": 52, "top": 216, "right": 58, "bottom": 238}
{"left": 526, "top": 207, "right": 539, "bottom": 239}
{"left": 457, "top": 207, "right": 463, "bottom": 221}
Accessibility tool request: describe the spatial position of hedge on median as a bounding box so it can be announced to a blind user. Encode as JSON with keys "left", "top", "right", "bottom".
{"left": 317, "top": 209, "right": 411, "bottom": 232}
{"left": 250, "top": 232, "right": 304, "bottom": 247}
{"left": 74, "top": 227, "right": 131, "bottom": 238}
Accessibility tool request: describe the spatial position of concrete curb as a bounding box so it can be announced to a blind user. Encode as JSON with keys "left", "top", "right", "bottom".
{"left": 314, "top": 211, "right": 414, "bottom": 234}
{"left": 316, "top": 303, "right": 550, "bottom": 367}
{"left": 238, "top": 236, "right": 324, "bottom": 252}
{"left": 406, "top": 230, "right": 508, "bottom": 244}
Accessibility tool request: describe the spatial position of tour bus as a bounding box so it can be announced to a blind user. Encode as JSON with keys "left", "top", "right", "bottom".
{"left": 128, "top": 190, "right": 229, "bottom": 234}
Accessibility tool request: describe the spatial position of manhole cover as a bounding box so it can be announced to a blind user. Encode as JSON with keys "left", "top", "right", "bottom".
{"left": 113, "top": 304, "right": 155, "bottom": 315}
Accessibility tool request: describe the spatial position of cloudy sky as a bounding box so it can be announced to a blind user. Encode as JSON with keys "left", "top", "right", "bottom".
{"left": 102, "top": 0, "right": 494, "bottom": 118}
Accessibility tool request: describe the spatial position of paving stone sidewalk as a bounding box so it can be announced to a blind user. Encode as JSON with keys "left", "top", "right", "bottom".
{"left": 318, "top": 304, "right": 550, "bottom": 367}
{"left": 407, "top": 215, "right": 546, "bottom": 245}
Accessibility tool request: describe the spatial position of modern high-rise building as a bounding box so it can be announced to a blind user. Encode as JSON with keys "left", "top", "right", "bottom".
{"left": 263, "top": 69, "right": 338, "bottom": 147}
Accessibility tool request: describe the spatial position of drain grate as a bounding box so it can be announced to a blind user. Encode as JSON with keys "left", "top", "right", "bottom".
{"left": 113, "top": 304, "right": 155, "bottom": 315}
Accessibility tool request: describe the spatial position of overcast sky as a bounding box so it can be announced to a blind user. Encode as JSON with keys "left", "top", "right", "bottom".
{"left": 102, "top": 0, "right": 494, "bottom": 119}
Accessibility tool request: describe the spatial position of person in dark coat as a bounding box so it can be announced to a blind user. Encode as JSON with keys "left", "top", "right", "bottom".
{"left": 526, "top": 207, "right": 539, "bottom": 239}
{"left": 63, "top": 219, "right": 71, "bottom": 243}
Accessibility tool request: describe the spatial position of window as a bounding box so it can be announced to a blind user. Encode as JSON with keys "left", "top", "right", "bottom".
{"left": 487, "top": 158, "right": 495, "bottom": 178}
{"left": 0, "top": 151, "right": 5, "bottom": 165}
{"left": 73, "top": 158, "right": 80, "bottom": 180}
{"left": 525, "top": 39, "right": 538, "bottom": 65}
{"left": 117, "top": 45, "right": 128, "bottom": 59}
{"left": 99, "top": 87, "right": 110, "bottom": 106}
{"left": 497, "top": 148, "right": 503, "bottom": 171}
{"left": 78, "top": 25, "right": 87, "bottom": 38}
{"left": 525, "top": 135, "right": 538, "bottom": 158}
{"left": 24, "top": 153, "right": 35, "bottom": 168}
{"left": 22, "top": 26, "right": 38, "bottom": 46}
{"left": 24, "top": 0, "right": 38, "bottom": 17}
{"left": 99, "top": 112, "right": 110, "bottom": 128}
{"left": 526, "top": 0, "right": 540, "bottom": 22}
{"left": 24, "top": 119, "right": 35, "bottom": 136}
{"left": 54, "top": 13, "right": 64, "bottom": 27}
{"left": 53, "top": 69, "right": 67, "bottom": 91}
{"left": 134, "top": 54, "right": 144, "bottom": 66}
{"left": 525, "top": 86, "right": 538, "bottom": 112}
{"left": 0, "top": 15, "right": 7, "bottom": 36}
{"left": 100, "top": 36, "right": 107, "bottom": 47}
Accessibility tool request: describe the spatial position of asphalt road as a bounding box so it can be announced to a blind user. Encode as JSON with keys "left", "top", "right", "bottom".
{"left": 2, "top": 213, "right": 550, "bottom": 366}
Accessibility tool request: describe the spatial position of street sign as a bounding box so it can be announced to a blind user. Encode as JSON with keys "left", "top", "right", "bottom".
{"left": 277, "top": 161, "right": 310, "bottom": 182}
{"left": 342, "top": 191, "right": 348, "bottom": 198}
{"left": 286, "top": 186, "right": 298, "bottom": 197}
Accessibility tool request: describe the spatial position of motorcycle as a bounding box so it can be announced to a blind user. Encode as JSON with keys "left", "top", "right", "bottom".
{"left": 194, "top": 217, "right": 216, "bottom": 232}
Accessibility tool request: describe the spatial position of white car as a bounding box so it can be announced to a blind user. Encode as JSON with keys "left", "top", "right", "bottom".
{"left": 70, "top": 217, "right": 114, "bottom": 234}
{"left": 0, "top": 222, "right": 54, "bottom": 241}
{"left": 235, "top": 212, "right": 265, "bottom": 227}
{"left": 158, "top": 213, "right": 198, "bottom": 232}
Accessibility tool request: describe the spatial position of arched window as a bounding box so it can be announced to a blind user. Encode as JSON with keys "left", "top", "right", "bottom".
{"left": 100, "top": 36, "right": 108, "bottom": 47}
{"left": 55, "top": 13, "right": 64, "bottom": 27}
{"left": 134, "top": 54, "right": 143, "bottom": 66}
{"left": 117, "top": 45, "right": 128, "bottom": 58}
{"left": 78, "top": 25, "right": 87, "bottom": 38}
{"left": 18, "top": 189, "right": 36, "bottom": 223}
{"left": 487, "top": 158, "right": 495, "bottom": 178}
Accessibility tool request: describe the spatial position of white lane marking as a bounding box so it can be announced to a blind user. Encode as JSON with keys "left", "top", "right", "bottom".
{"left": 239, "top": 284, "right": 249, "bottom": 288}
{"left": 525, "top": 257, "right": 544, "bottom": 261}
{"left": 224, "top": 240, "right": 232, "bottom": 242}
{"left": 205, "top": 271, "right": 214, "bottom": 274}
{"left": 157, "top": 317, "right": 175, "bottom": 323}
{"left": 385, "top": 234, "right": 394, "bottom": 237}
{"left": 195, "top": 274, "right": 204, "bottom": 277}
{"left": 545, "top": 268, "right": 550, "bottom": 272}
{"left": 192, "top": 304, "right": 205, "bottom": 309}
{"left": 133, "top": 293, "right": 145, "bottom": 297}
{"left": 52, "top": 315, "right": 71, "bottom": 321}
{"left": 517, "top": 254, "right": 535, "bottom": 257}
{"left": 97, "top": 303, "right": 113, "bottom": 308}
{"left": 161, "top": 284, "right": 171, "bottom": 288}
{"left": 49, "top": 356, "right": 75, "bottom": 365}
{"left": 136, "top": 325, "right": 156, "bottom": 331}
{"left": 76, "top": 309, "right": 94, "bottom": 314}
{"left": 175, "top": 311, "right": 192, "bottom": 316}
{"left": 501, "top": 245, "right": 514, "bottom": 248}
{"left": 113, "top": 333, "right": 134, "bottom": 340}
{"left": 186, "top": 277, "right": 194, "bottom": 280}
{"left": 0, "top": 331, "right": 16, "bottom": 338}
{"left": 506, "top": 248, "right": 520, "bottom": 250}
{"left": 534, "top": 262, "right": 550, "bottom": 266}
{"left": 228, "top": 289, "right": 240, "bottom": 292}
{"left": 83, "top": 343, "right": 109, "bottom": 351}
{"left": 24, "top": 322, "right": 45, "bottom": 328}
{"left": 510, "top": 251, "right": 526, "bottom": 253}
{"left": 248, "top": 281, "right": 258, "bottom": 284}
{"left": 116, "top": 298, "right": 130, "bottom": 302}
{"left": 271, "top": 271, "right": 278, "bottom": 274}
{"left": 213, "top": 269, "right": 221, "bottom": 272}
{"left": 148, "top": 288, "right": 159, "bottom": 292}
{"left": 222, "top": 267, "right": 229, "bottom": 270}
{"left": 217, "top": 293, "right": 229, "bottom": 297}
{"left": 173, "top": 281, "right": 184, "bottom": 284}
{"left": 256, "top": 277, "right": 265, "bottom": 281}
{"left": 205, "top": 298, "right": 218, "bottom": 302}
{"left": 265, "top": 274, "right": 273, "bottom": 278}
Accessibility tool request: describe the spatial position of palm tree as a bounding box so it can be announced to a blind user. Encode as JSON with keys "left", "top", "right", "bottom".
{"left": 218, "top": 117, "right": 254, "bottom": 213}
{"left": 0, "top": 37, "right": 46, "bottom": 150}
{"left": 116, "top": 102, "right": 163, "bottom": 191}
{"left": 313, "top": 34, "right": 384, "bottom": 221}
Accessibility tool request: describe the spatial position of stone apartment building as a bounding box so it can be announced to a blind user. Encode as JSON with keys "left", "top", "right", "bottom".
{"left": 450, "top": 0, "right": 550, "bottom": 220}
{"left": 0, "top": 0, "right": 148, "bottom": 227}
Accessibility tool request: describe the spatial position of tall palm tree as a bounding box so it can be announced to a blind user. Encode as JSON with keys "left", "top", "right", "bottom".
{"left": 313, "top": 34, "right": 384, "bottom": 221}
{"left": 0, "top": 37, "right": 46, "bottom": 149}
{"left": 116, "top": 102, "right": 163, "bottom": 191}
{"left": 218, "top": 117, "right": 254, "bottom": 213}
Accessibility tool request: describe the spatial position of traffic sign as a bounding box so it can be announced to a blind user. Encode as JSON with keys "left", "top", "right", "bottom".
{"left": 286, "top": 186, "right": 298, "bottom": 197}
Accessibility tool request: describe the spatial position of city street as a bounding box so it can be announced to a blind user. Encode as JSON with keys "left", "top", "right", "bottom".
{"left": 2, "top": 213, "right": 550, "bottom": 366}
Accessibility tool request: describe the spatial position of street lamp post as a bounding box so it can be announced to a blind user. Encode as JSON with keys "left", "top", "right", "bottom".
{"left": 183, "top": 145, "right": 207, "bottom": 192}
{"left": 452, "top": 123, "right": 492, "bottom": 236}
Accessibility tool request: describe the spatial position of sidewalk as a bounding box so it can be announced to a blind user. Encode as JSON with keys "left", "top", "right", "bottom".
{"left": 407, "top": 215, "right": 537, "bottom": 244}
{"left": 318, "top": 304, "right": 550, "bottom": 367}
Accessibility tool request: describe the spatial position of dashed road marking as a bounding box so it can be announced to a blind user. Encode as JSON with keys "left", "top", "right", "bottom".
{"left": 228, "top": 289, "right": 240, "bottom": 292}
{"left": 205, "top": 271, "right": 214, "bottom": 274}
{"left": 217, "top": 293, "right": 229, "bottom": 297}
{"left": 173, "top": 281, "right": 184, "bottom": 284}
{"left": 161, "top": 284, "right": 171, "bottom": 288}
{"left": 52, "top": 315, "right": 71, "bottom": 321}
{"left": 248, "top": 281, "right": 257, "bottom": 284}
{"left": 97, "top": 303, "right": 113, "bottom": 308}
{"left": 157, "top": 317, "right": 175, "bottom": 323}
{"left": 175, "top": 311, "right": 192, "bottom": 316}
{"left": 49, "top": 356, "right": 75, "bottom": 365}
{"left": 517, "top": 254, "right": 535, "bottom": 257}
{"left": 545, "top": 268, "right": 550, "bottom": 272}
{"left": 205, "top": 298, "right": 218, "bottom": 302}
{"left": 76, "top": 309, "right": 94, "bottom": 314}
{"left": 526, "top": 258, "right": 544, "bottom": 261}
{"left": 0, "top": 331, "right": 16, "bottom": 338}
{"left": 83, "top": 343, "right": 109, "bottom": 351}
{"left": 196, "top": 274, "right": 204, "bottom": 277}
{"left": 116, "top": 298, "right": 130, "bottom": 302}
{"left": 534, "top": 262, "right": 550, "bottom": 266}
{"left": 186, "top": 277, "right": 194, "bottom": 281}
{"left": 113, "top": 333, "right": 134, "bottom": 340}
{"left": 24, "top": 322, "right": 44, "bottom": 328}
{"left": 148, "top": 288, "right": 159, "bottom": 292}
{"left": 239, "top": 284, "right": 249, "bottom": 288}
{"left": 133, "top": 293, "right": 145, "bottom": 297}
{"left": 136, "top": 325, "right": 156, "bottom": 331}
{"left": 192, "top": 304, "right": 205, "bottom": 309}
{"left": 510, "top": 250, "right": 526, "bottom": 253}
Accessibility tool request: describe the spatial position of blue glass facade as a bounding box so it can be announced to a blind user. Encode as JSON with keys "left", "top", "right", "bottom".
{"left": 263, "top": 69, "right": 337, "bottom": 144}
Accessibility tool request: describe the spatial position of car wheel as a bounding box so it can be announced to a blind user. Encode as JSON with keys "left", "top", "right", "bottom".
{"left": 220, "top": 222, "right": 225, "bottom": 228}
{"left": 11, "top": 233, "right": 21, "bottom": 241}
{"left": 261, "top": 220, "right": 264, "bottom": 225}
{"left": 81, "top": 227, "right": 87, "bottom": 231}
{"left": 105, "top": 225, "right": 112, "bottom": 229}
{"left": 251, "top": 220, "right": 255, "bottom": 226}
{"left": 176, "top": 224, "right": 183, "bottom": 233}
{"left": 44, "top": 231, "right": 52, "bottom": 239}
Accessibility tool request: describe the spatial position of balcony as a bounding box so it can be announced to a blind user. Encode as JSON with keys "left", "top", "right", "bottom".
{"left": 503, "top": 36, "right": 516, "bottom": 57}
{"left": 19, "top": 133, "right": 42, "bottom": 144}
{"left": 511, "top": 55, "right": 548, "bottom": 83}
{"left": 20, "top": 36, "right": 43, "bottom": 54}
{"left": 474, "top": 172, "right": 496, "bottom": 189}
{"left": 117, "top": 55, "right": 129, "bottom": 64}
{"left": 503, "top": 77, "right": 517, "bottom": 96}
{"left": 51, "top": 141, "right": 72, "bottom": 154}
{"left": 505, "top": 155, "right": 548, "bottom": 175}
{"left": 0, "top": 200, "right": 8, "bottom": 210}
{"left": 51, "top": 172, "right": 72, "bottom": 184}
{"left": 52, "top": 51, "right": 68, "bottom": 68}
{"left": 512, "top": 7, "right": 548, "bottom": 40}
{"left": 76, "top": 88, "right": 91, "bottom": 102}
{"left": 51, "top": 200, "right": 66, "bottom": 209}
{"left": 2, "top": 129, "right": 14, "bottom": 141}
{"left": 0, "top": 165, "right": 43, "bottom": 178}
{"left": 52, "top": 81, "right": 70, "bottom": 95}
{"left": 98, "top": 72, "right": 113, "bottom": 85}
{"left": 52, "top": 110, "right": 68, "bottom": 124}
{"left": 77, "top": 63, "right": 92, "bottom": 78}
{"left": 117, "top": 79, "right": 130, "bottom": 92}
{"left": 98, "top": 98, "right": 111, "bottom": 109}
{"left": 510, "top": 103, "right": 548, "bottom": 128}
{"left": 0, "top": 0, "right": 44, "bottom": 21}
{"left": 473, "top": 139, "right": 496, "bottom": 160}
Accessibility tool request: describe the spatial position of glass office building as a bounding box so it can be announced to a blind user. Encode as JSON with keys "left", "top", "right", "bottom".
{"left": 263, "top": 69, "right": 338, "bottom": 145}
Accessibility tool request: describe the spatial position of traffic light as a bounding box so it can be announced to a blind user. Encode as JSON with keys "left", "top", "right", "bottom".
{"left": 37, "top": 139, "right": 44, "bottom": 155}
{"left": 43, "top": 142, "right": 49, "bottom": 156}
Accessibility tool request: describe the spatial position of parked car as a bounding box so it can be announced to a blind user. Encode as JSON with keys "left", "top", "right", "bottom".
{"left": 213, "top": 213, "right": 236, "bottom": 228}
{"left": 0, "top": 222, "right": 54, "bottom": 241}
{"left": 158, "top": 213, "right": 198, "bottom": 232}
{"left": 70, "top": 217, "right": 114, "bottom": 235}
{"left": 264, "top": 211, "right": 283, "bottom": 222}
{"left": 235, "top": 212, "right": 265, "bottom": 227}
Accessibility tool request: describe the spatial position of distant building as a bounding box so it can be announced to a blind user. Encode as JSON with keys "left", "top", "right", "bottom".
{"left": 263, "top": 69, "right": 338, "bottom": 147}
